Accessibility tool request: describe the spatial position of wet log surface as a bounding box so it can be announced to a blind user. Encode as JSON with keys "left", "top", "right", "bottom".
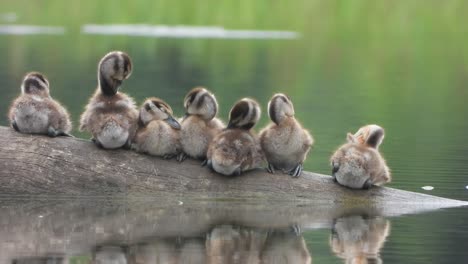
{"left": 0, "top": 126, "right": 466, "bottom": 207}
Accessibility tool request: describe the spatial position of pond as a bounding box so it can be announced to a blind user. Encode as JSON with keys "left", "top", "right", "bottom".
{"left": 1, "top": 0, "right": 468, "bottom": 263}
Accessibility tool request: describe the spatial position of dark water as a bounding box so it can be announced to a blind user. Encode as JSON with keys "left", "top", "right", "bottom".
{"left": 1, "top": 1, "right": 468, "bottom": 263}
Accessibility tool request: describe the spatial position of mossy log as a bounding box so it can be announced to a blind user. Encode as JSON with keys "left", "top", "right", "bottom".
{"left": 0, "top": 126, "right": 466, "bottom": 207}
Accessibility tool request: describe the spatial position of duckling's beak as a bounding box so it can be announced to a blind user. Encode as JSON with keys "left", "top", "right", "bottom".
{"left": 165, "top": 116, "right": 181, "bottom": 130}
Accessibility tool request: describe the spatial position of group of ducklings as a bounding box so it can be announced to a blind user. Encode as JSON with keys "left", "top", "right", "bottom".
{"left": 8, "top": 51, "right": 391, "bottom": 189}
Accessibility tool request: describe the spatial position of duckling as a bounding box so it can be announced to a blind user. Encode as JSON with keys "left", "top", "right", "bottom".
{"left": 177, "top": 87, "right": 224, "bottom": 163}
{"left": 206, "top": 98, "right": 264, "bottom": 176}
{"left": 330, "top": 124, "right": 391, "bottom": 189}
{"left": 79, "top": 51, "right": 138, "bottom": 149}
{"left": 132, "top": 97, "right": 181, "bottom": 159}
{"left": 330, "top": 215, "right": 390, "bottom": 264}
{"left": 8, "top": 72, "right": 72, "bottom": 137}
{"left": 259, "top": 93, "right": 313, "bottom": 177}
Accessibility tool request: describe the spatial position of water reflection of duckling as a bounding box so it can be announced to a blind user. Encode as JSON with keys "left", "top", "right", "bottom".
{"left": 330, "top": 125, "right": 391, "bottom": 189}
{"left": 206, "top": 98, "right": 264, "bottom": 176}
{"left": 206, "top": 225, "right": 267, "bottom": 264}
{"left": 330, "top": 215, "right": 390, "bottom": 264}
{"left": 260, "top": 227, "right": 312, "bottom": 264}
{"left": 259, "top": 93, "right": 313, "bottom": 177}
{"left": 177, "top": 87, "right": 224, "bottom": 163}
{"left": 92, "top": 245, "right": 128, "bottom": 264}
{"left": 79, "top": 51, "right": 138, "bottom": 149}
{"left": 132, "top": 98, "right": 181, "bottom": 159}
{"left": 128, "top": 238, "right": 205, "bottom": 264}
{"left": 8, "top": 72, "right": 72, "bottom": 137}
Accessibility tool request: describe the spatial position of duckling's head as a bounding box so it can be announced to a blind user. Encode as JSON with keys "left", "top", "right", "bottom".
{"left": 267, "top": 93, "right": 295, "bottom": 125}
{"left": 98, "top": 51, "right": 133, "bottom": 96}
{"left": 21, "top": 72, "right": 50, "bottom": 97}
{"left": 183, "top": 87, "right": 219, "bottom": 120}
{"left": 227, "top": 98, "right": 261, "bottom": 130}
{"left": 139, "top": 97, "right": 181, "bottom": 129}
{"left": 347, "top": 124, "right": 385, "bottom": 149}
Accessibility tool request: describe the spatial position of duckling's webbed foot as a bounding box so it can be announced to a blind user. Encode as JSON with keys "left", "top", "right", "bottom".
{"left": 266, "top": 163, "right": 276, "bottom": 174}
{"left": 289, "top": 163, "right": 303, "bottom": 177}
{"left": 91, "top": 138, "right": 104, "bottom": 149}
{"left": 362, "top": 179, "right": 372, "bottom": 190}
{"left": 205, "top": 159, "right": 213, "bottom": 170}
{"left": 12, "top": 120, "right": 19, "bottom": 132}
{"left": 177, "top": 152, "right": 188, "bottom": 162}
{"left": 232, "top": 168, "right": 242, "bottom": 176}
{"left": 291, "top": 224, "right": 302, "bottom": 236}
{"left": 163, "top": 154, "right": 176, "bottom": 160}
{"left": 122, "top": 139, "right": 132, "bottom": 150}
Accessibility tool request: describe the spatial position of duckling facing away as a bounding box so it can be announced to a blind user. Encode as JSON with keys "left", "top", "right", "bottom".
{"left": 79, "top": 51, "right": 138, "bottom": 149}
{"left": 259, "top": 93, "right": 313, "bottom": 177}
{"left": 177, "top": 87, "right": 224, "bottom": 163}
{"left": 206, "top": 98, "right": 264, "bottom": 176}
{"left": 132, "top": 98, "right": 181, "bottom": 158}
{"left": 330, "top": 124, "right": 391, "bottom": 189}
{"left": 8, "top": 72, "right": 72, "bottom": 137}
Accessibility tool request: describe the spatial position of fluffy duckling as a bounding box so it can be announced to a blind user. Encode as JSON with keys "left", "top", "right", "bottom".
{"left": 330, "top": 124, "right": 391, "bottom": 189}
{"left": 177, "top": 87, "right": 224, "bottom": 163}
{"left": 79, "top": 51, "right": 138, "bottom": 149}
{"left": 8, "top": 72, "right": 72, "bottom": 137}
{"left": 259, "top": 93, "right": 313, "bottom": 177}
{"left": 132, "top": 98, "right": 181, "bottom": 158}
{"left": 206, "top": 98, "right": 264, "bottom": 176}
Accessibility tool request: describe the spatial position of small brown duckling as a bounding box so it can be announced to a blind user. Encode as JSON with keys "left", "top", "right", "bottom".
{"left": 8, "top": 72, "right": 72, "bottom": 137}
{"left": 259, "top": 93, "right": 313, "bottom": 177}
{"left": 330, "top": 124, "right": 391, "bottom": 189}
{"left": 79, "top": 51, "right": 138, "bottom": 149}
{"left": 132, "top": 98, "right": 181, "bottom": 159}
{"left": 206, "top": 98, "right": 264, "bottom": 176}
{"left": 177, "top": 87, "right": 224, "bottom": 163}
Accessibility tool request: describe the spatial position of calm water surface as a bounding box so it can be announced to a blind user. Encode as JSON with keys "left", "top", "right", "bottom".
{"left": 1, "top": 1, "right": 468, "bottom": 263}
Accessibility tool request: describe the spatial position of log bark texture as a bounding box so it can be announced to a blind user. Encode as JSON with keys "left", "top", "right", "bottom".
{"left": 0, "top": 126, "right": 466, "bottom": 206}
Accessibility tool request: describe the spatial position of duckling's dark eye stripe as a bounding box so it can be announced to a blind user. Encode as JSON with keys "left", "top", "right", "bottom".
{"left": 251, "top": 102, "right": 257, "bottom": 121}
{"left": 269, "top": 100, "right": 278, "bottom": 124}
{"left": 24, "top": 79, "right": 41, "bottom": 90}
{"left": 367, "top": 129, "right": 384, "bottom": 147}
{"left": 32, "top": 74, "right": 46, "bottom": 84}
{"left": 145, "top": 104, "right": 152, "bottom": 111}
{"left": 123, "top": 54, "right": 131, "bottom": 73}
{"left": 196, "top": 93, "right": 206, "bottom": 108}
{"left": 112, "top": 55, "right": 120, "bottom": 72}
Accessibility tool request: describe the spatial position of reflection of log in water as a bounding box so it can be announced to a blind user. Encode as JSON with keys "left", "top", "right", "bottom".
{"left": 330, "top": 215, "right": 390, "bottom": 264}
{"left": 0, "top": 196, "right": 452, "bottom": 264}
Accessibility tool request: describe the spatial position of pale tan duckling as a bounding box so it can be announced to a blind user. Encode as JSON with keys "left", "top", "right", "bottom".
{"left": 132, "top": 97, "right": 181, "bottom": 159}
{"left": 259, "top": 93, "right": 313, "bottom": 177}
{"left": 79, "top": 51, "right": 138, "bottom": 149}
{"left": 330, "top": 124, "right": 391, "bottom": 189}
{"left": 8, "top": 72, "right": 72, "bottom": 137}
{"left": 177, "top": 87, "right": 224, "bottom": 163}
{"left": 206, "top": 98, "right": 264, "bottom": 176}
{"left": 330, "top": 215, "right": 390, "bottom": 264}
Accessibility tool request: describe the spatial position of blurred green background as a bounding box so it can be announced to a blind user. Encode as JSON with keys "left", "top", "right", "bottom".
{"left": 2, "top": 1, "right": 468, "bottom": 263}
{"left": 1, "top": 0, "right": 468, "bottom": 200}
